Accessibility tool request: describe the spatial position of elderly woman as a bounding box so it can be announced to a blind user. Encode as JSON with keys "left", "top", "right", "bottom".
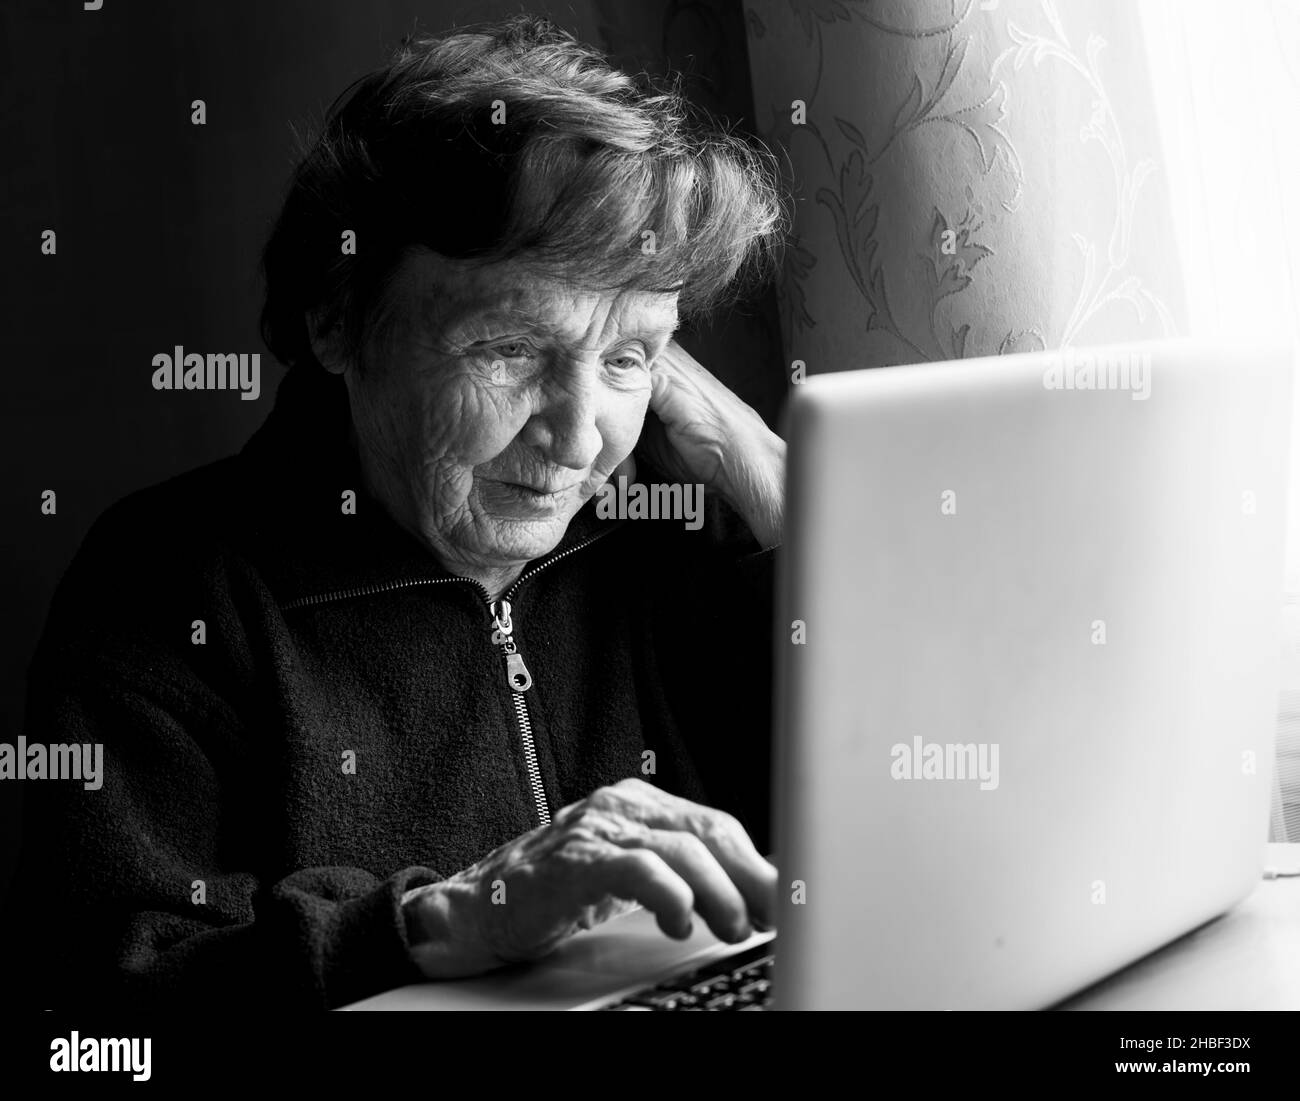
{"left": 9, "top": 16, "right": 786, "bottom": 1009}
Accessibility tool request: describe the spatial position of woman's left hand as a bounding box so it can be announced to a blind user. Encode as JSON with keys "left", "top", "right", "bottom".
{"left": 633, "top": 340, "right": 785, "bottom": 549}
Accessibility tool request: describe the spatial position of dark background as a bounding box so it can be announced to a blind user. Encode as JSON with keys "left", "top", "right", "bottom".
{"left": 0, "top": 0, "right": 785, "bottom": 899}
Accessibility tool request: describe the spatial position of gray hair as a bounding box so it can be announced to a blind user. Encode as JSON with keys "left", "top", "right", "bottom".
{"left": 260, "top": 14, "right": 788, "bottom": 370}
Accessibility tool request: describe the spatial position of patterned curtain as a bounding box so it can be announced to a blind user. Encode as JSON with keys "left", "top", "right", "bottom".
{"left": 743, "top": 0, "right": 1185, "bottom": 370}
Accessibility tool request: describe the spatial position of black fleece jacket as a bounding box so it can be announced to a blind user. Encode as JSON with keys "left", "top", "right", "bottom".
{"left": 5, "top": 365, "right": 775, "bottom": 1010}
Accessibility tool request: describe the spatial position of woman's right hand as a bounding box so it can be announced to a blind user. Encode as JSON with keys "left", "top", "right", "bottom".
{"left": 400, "top": 778, "right": 776, "bottom": 979}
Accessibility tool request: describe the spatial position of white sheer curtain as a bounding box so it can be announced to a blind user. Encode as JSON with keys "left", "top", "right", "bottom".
{"left": 1141, "top": 0, "right": 1300, "bottom": 842}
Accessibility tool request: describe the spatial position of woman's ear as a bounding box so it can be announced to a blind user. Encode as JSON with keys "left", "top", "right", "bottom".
{"left": 307, "top": 310, "right": 349, "bottom": 376}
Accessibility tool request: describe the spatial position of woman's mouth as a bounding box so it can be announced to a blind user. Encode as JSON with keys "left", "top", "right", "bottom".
{"left": 507, "top": 481, "right": 572, "bottom": 496}
{"left": 494, "top": 480, "right": 579, "bottom": 512}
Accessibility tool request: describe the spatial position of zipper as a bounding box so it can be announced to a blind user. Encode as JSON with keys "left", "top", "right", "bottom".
{"left": 282, "top": 575, "right": 472, "bottom": 609}
{"left": 486, "top": 523, "right": 624, "bottom": 826}
{"left": 488, "top": 597, "right": 548, "bottom": 826}
{"left": 280, "top": 522, "right": 623, "bottom": 827}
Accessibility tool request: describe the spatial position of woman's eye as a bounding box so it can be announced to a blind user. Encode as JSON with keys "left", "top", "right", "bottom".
{"left": 607, "top": 353, "right": 645, "bottom": 371}
{"left": 490, "top": 341, "right": 534, "bottom": 360}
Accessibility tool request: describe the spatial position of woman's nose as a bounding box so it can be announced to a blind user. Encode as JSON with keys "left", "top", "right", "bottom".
{"left": 529, "top": 364, "right": 603, "bottom": 470}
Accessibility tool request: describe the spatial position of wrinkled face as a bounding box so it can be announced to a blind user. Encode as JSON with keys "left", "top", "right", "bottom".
{"left": 328, "top": 248, "right": 679, "bottom": 577}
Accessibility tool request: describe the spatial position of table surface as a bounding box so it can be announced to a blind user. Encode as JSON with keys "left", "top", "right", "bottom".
{"left": 1060, "top": 871, "right": 1300, "bottom": 1010}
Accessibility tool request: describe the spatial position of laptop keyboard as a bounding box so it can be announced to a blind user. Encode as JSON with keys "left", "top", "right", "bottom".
{"left": 599, "top": 942, "right": 775, "bottom": 1011}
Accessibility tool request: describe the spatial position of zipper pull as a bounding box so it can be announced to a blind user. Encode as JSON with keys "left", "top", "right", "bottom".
{"left": 490, "top": 600, "right": 534, "bottom": 692}
{"left": 505, "top": 652, "right": 533, "bottom": 692}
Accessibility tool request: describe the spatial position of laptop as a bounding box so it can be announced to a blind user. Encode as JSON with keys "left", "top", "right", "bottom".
{"left": 343, "top": 339, "right": 1294, "bottom": 1011}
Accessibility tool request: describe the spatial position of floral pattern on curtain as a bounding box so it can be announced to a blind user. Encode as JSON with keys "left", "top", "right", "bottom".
{"left": 743, "top": 0, "right": 1187, "bottom": 373}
